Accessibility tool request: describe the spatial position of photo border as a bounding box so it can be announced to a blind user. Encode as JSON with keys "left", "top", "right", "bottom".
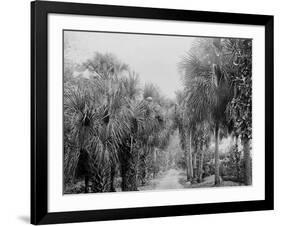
{"left": 31, "top": 1, "right": 274, "bottom": 224}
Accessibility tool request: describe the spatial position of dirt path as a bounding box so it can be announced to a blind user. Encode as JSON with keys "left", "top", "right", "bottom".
{"left": 138, "top": 170, "right": 241, "bottom": 191}
{"left": 154, "top": 169, "right": 184, "bottom": 190}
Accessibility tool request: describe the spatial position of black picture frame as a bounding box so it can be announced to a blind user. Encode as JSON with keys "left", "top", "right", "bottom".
{"left": 31, "top": 0, "right": 274, "bottom": 224}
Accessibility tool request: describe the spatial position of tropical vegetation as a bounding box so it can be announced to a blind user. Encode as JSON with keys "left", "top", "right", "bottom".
{"left": 63, "top": 37, "right": 252, "bottom": 193}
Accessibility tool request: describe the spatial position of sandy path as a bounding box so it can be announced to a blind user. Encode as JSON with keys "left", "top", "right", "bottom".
{"left": 154, "top": 169, "right": 184, "bottom": 190}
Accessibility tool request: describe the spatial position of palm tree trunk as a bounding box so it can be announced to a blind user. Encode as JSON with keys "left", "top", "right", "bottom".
{"left": 120, "top": 138, "right": 138, "bottom": 191}
{"left": 188, "top": 131, "right": 193, "bottom": 181}
{"left": 234, "top": 135, "right": 240, "bottom": 180}
{"left": 243, "top": 138, "right": 252, "bottom": 185}
{"left": 180, "top": 129, "right": 189, "bottom": 181}
{"left": 139, "top": 151, "right": 147, "bottom": 185}
{"left": 121, "top": 157, "right": 138, "bottom": 191}
{"left": 135, "top": 149, "right": 140, "bottom": 186}
{"left": 110, "top": 165, "right": 116, "bottom": 192}
{"left": 152, "top": 148, "right": 156, "bottom": 178}
{"left": 198, "top": 151, "right": 204, "bottom": 183}
{"left": 193, "top": 151, "right": 197, "bottom": 177}
{"left": 184, "top": 141, "right": 190, "bottom": 181}
{"left": 214, "top": 124, "right": 220, "bottom": 185}
{"left": 91, "top": 161, "right": 111, "bottom": 193}
{"left": 84, "top": 175, "right": 89, "bottom": 193}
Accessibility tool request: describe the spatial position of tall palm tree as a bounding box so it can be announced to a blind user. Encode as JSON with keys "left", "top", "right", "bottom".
{"left": 119, "top": 99, "right": 148, "bottom": 191}
{"left": 179, "top": 38, "right": 233, "bottom": 185}
{"left": 120, "top": 71, "right": 141, "bottom": 100}
{"left": 64, "top": 53, "right": 133, "bottom": 193}
{"left": 138, "top": 84, "right": 172, "bottom": 183}
{"left": 79, "top": 53, "right": 134, "bottom": 192}
{"left": 85, "top": 56, "right": 159, "bottom": 192}
{"left": 193, "top": 121, "right": 211, "bottom": 182}
{"left": 174, "top": 91, "right": 193, "bottom": 181}
{"left": 83, "top": 52, "right": 129, "bottom": 81}
{"left": 64, "top": 81, "right": 104, "bottom": 193}
{"left": 143, "top": 105, "right": 171, "bottom": 180}
{"left": 89, "top": 81, "right": 132, "bottom": 192}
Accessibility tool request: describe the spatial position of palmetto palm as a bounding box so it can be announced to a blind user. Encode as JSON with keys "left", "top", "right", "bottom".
{"left": 83, "top": 54, "right": 160, "bottom": 192}
{"left": 136, "top": 84, "right": 173, "bottom": 182}
{"left": 72, "top": 53, "right": 131, "bottom": 192}
{"left": 89, "top": 80, "right": 132, "bottom": 192}
{"left": 193, "top": 121, "right": 211, "bottom": 182}
{"left": 120, "top": 71, "right": 141, "bottom": 100}
{"left": 64, "top": 52, "right": 133, "bottom": 193}
{"left": 179, "top": 38, "right": 233, "bottom": 185}
{"left": 118, "top": 99, "right": 148, "bottom": 190}
{"left": 64, "top": 81, "right": 104, "bottom": 192}
{"left": 83, "top": 52, "right": 129, "bottom": 81}
{"left": 174, "top": 90, "right": 193, "bottom": 181}
{"left": 123, "top": 97, "right": 165, "bottom": 187}
{"left": 143, "top": 104, "right": 170, "bottom": 180}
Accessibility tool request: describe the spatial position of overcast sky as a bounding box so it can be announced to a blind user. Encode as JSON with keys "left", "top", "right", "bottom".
{"left": 64, "top": 30, "right": 195, "bottom": 99}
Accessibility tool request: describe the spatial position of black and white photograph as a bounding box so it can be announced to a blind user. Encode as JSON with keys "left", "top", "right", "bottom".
{"left": 63, "top": 30, "right": 252, "bottom": 194}
{"left": 0, "top": 0, "right": 277, "bottom": 224}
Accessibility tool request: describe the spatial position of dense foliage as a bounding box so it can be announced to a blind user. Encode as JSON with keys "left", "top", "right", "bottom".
{"left": 64, "top": 37, "right": 252, "bottom": 193}
{"left": 175, "top": 38, "right": 252, "bottom": 185}
{"left": 63, "top": 53, "right": 174, "bottom": 193}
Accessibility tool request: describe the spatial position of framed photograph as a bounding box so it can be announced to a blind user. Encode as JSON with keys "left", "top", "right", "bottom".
{"left": 31, "top": 0, "right": 274, "bottom": 224}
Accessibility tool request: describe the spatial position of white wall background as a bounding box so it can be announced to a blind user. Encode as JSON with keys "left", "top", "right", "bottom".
{"left": 0, "top": 0, "right": 279, "bottom": 225}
